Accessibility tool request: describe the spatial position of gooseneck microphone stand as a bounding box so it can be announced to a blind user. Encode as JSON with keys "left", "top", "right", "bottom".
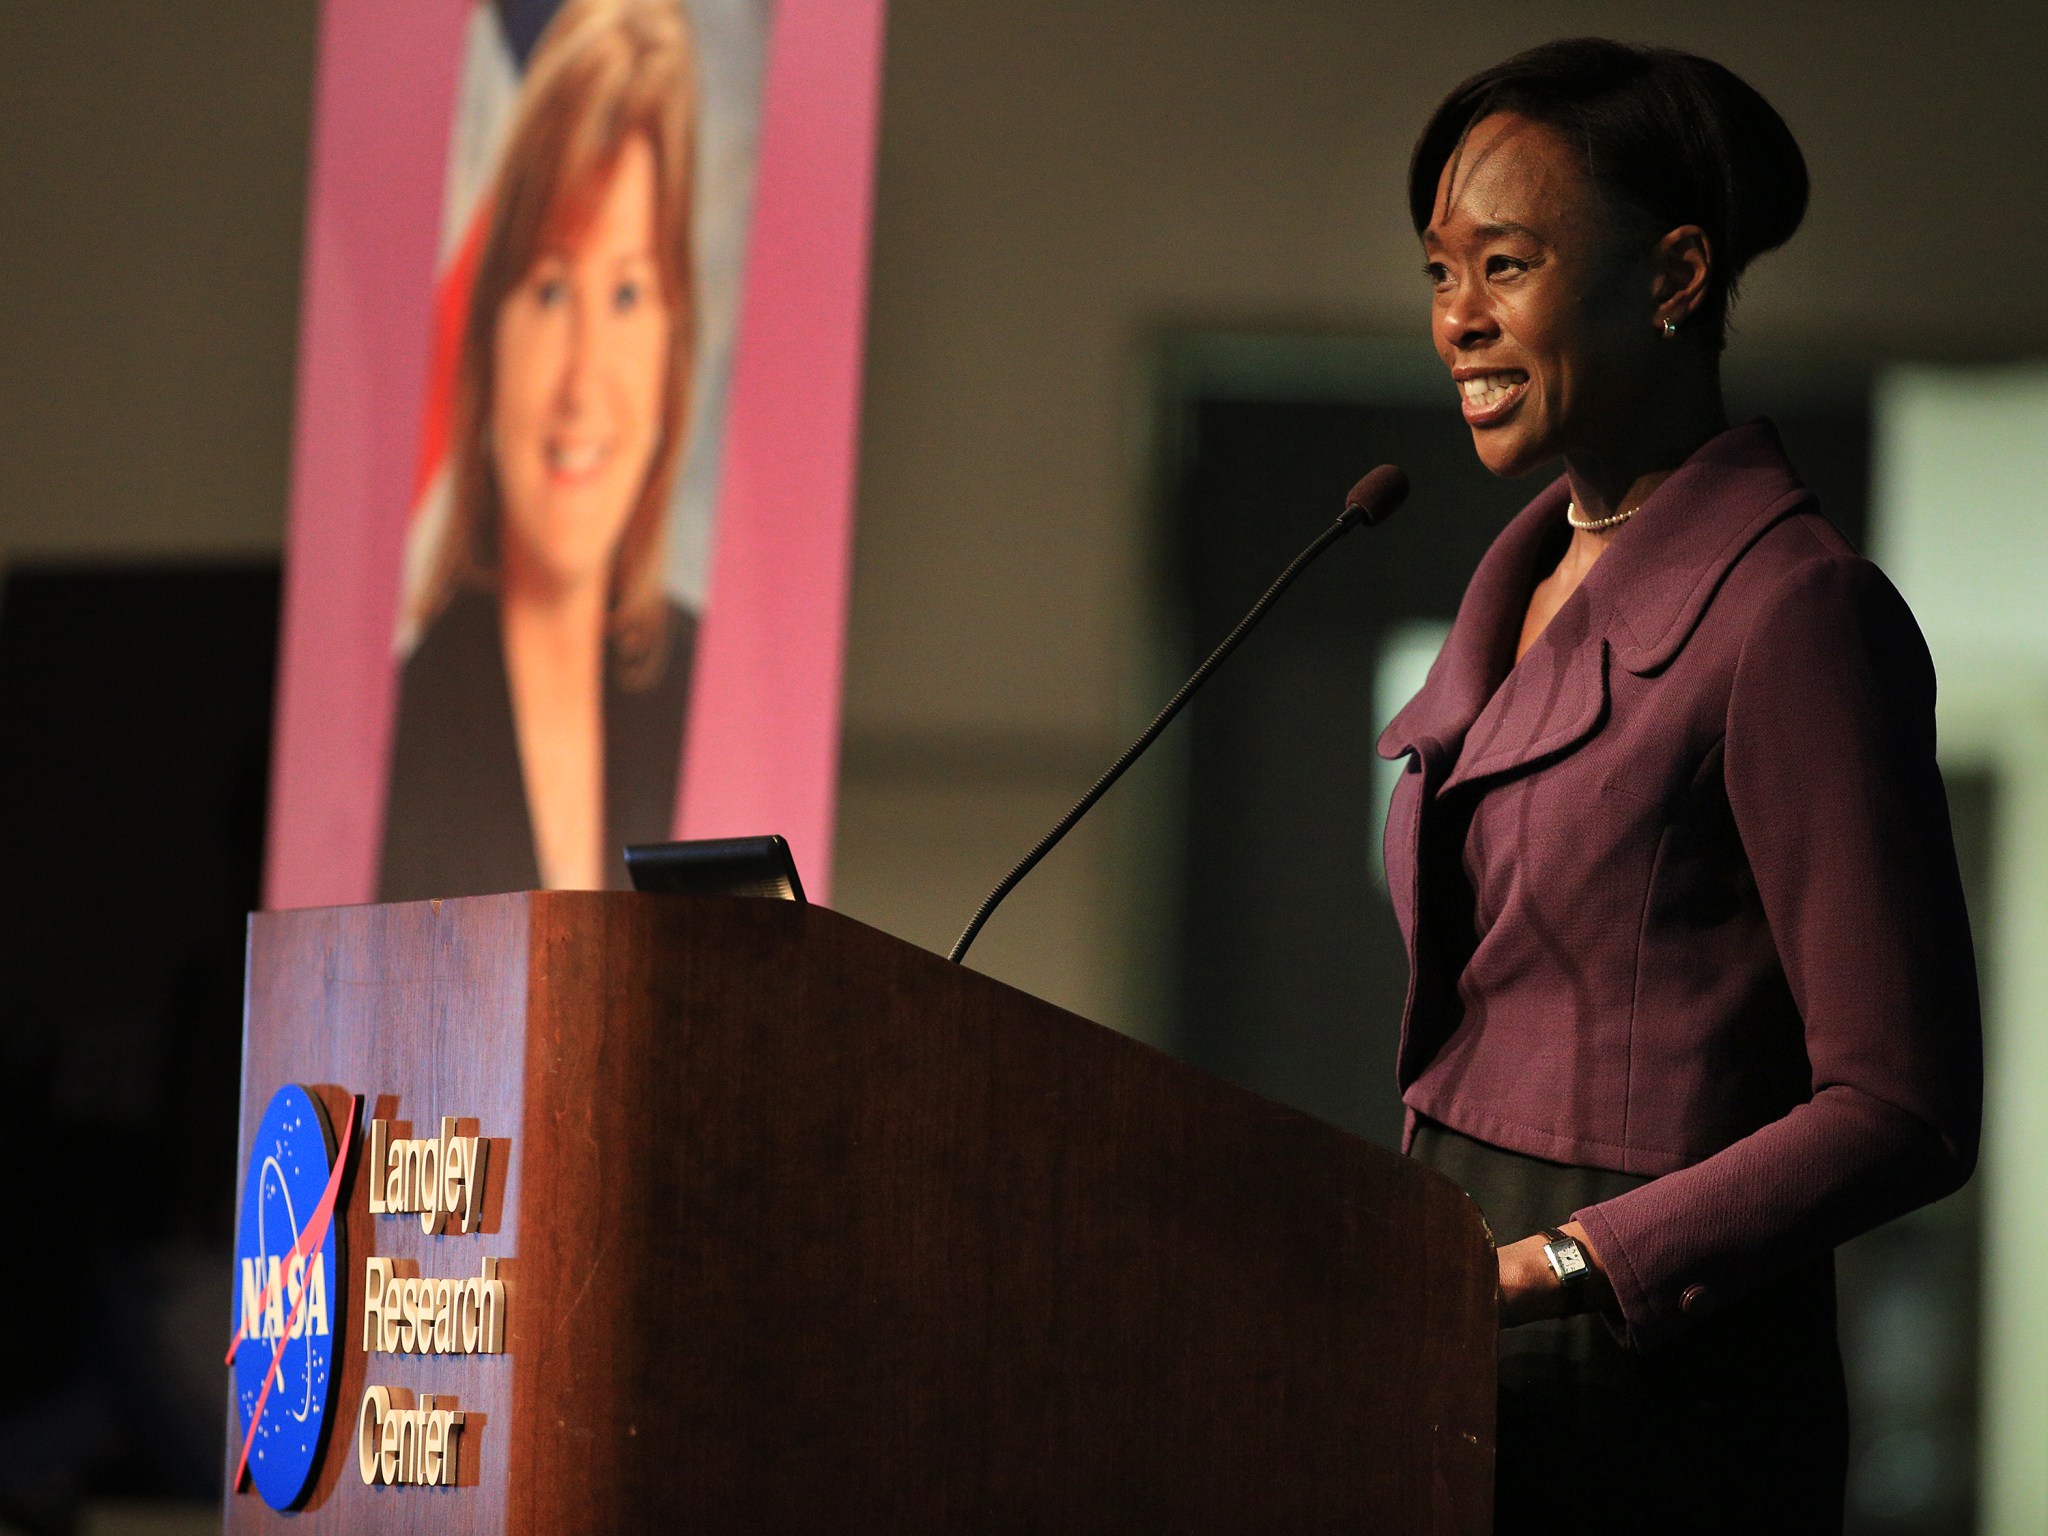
{"left": 949, "top": 464, "right": 1410, "bottom": 965}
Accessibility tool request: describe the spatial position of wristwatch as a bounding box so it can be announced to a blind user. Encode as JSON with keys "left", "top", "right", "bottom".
{"left": 1540, "top": 1227, "right": 1591, "bottom": 1311}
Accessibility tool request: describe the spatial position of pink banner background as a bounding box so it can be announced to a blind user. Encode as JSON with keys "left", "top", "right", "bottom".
{"left": 264, "top": 0, "right": 885, "bottom": 909}
{"left": 673, "top": 0, "right": 885, "bottom": 896}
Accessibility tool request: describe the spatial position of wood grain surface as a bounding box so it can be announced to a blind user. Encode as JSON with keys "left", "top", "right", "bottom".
{"left": 225, "top": 893, "right": 1493, "bottom": 1533}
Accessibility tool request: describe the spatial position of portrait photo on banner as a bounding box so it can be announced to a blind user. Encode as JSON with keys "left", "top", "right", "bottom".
{"left": 378, "top": 0, "right": 771, "bottom": 902}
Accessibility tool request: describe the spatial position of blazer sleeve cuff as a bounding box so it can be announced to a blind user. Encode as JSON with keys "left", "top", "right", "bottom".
{"left": 1572, "top": 1199, "right": 1675, "bottom": 1351}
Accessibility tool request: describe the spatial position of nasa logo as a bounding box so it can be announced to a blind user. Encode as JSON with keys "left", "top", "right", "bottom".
{"left": 228, "top": 1085, "right": 354, "bottom": 1510}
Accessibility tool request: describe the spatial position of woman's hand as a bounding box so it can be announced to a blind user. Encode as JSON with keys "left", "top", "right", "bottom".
{"left": 1495, "top": 1220, "right": 1616, "bottom": 1328}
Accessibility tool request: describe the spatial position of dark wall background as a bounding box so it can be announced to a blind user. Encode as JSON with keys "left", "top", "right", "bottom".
{"left": 0, "top": 567, "right": 278, "bottom": 1529}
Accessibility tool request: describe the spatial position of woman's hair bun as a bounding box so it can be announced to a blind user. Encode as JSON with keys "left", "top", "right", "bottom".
{"left": 1409, "top": 39, "right": 1808, "bottom": 348}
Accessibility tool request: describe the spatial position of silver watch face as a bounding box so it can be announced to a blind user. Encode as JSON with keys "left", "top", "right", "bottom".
{"left": 1546, "top": 1239, "right": 1589, "bottom": 1281}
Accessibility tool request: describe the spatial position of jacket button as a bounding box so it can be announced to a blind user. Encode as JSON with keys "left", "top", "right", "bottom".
{"left": 1680, "top": 1283, "right": 1709, "bottom": 1315}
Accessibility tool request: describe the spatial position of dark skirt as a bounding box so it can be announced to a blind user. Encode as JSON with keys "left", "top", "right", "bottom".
{"left": 1410, "top": 1117, "right": 1848, "bottom": 1535}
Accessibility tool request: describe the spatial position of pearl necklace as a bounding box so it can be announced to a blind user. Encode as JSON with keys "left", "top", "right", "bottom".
{"left": 1565, "top": 500, "right": 1638, "bottom": 532}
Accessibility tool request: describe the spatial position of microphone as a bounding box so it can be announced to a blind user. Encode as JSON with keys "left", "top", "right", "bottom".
{"left": 948, "top": 464, "right": 1410, "bottom": 965}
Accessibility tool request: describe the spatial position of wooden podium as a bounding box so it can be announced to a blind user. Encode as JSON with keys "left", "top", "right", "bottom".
{"left": 227, "top": 893, "right": 1494, "bottom": 1532}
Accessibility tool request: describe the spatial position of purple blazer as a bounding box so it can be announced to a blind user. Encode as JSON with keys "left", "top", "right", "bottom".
{"left": 1377, "top": 420, "right": 1982, "bottom": 1350}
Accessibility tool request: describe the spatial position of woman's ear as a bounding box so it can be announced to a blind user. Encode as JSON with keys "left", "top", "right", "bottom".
{"left": 1652, "top": 225, "right": 1712, "bottom": 332}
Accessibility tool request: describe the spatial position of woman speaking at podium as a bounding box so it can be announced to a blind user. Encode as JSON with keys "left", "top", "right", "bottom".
{"left": 1379, "top": 39, "right": 1982, "bottom": 1529}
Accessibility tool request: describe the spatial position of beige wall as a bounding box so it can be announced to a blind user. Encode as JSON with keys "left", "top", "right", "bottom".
{"left": 4, "top": 1, "right": 2045, "bottom": 1029}
{"left": 0, "top": 4, "right": 315, "bottom": 558}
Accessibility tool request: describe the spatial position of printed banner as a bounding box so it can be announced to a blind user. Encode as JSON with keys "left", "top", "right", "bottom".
{"left": 264, "top": 0, "right": 884, "bottom": 908}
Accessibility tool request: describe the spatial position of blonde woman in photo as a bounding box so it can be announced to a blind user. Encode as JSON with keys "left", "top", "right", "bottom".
{"left": 381, "top": 0, "right": 699, "bottom": 900}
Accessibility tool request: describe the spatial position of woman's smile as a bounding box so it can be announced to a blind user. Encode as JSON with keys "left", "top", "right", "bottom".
{"left": 1455, "top": 367, "right": 1530, "bottom": 426}
{"left": 542, "top": 434, "right": 614, "bottom": 484}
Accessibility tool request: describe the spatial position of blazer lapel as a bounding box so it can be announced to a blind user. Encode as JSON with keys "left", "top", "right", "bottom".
{"left": 1379, "top": 418, "right": 1814, "bottom": 795}
{"left": 1599, "top": 420, "right": 1815, "bottom": 675}
{"left": 1438, "top": 619, "right": 1608, "bottom": 795}
{"left": 1377, "top": 477, "right": 1573, "bottom": 776}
